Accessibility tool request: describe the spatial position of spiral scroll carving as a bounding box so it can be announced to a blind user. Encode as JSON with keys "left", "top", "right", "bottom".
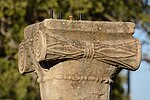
{"left": 18, "top": 43, "right": 28, "bottom": 74}
{"left": 33, "top": 31, "right": 47, "bottom": 61}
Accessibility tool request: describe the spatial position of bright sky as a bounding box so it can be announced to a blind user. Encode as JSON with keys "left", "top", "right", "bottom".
{"left": 131, "top": 28, "right": 150, "bottom": 100}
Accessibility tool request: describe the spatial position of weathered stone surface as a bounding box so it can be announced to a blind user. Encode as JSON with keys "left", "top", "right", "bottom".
{"left": 18, "top": 19, "right": 141, "bottom": 100}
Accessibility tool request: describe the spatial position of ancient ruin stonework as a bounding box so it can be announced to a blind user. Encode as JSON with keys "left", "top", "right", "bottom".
{"left": 18, "top": 19, "right": 141, "bottom": 100}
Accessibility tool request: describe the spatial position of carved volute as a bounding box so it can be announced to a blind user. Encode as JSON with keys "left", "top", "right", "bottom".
{"left": 18, "top": 19, "right": 141, "bottom": 100}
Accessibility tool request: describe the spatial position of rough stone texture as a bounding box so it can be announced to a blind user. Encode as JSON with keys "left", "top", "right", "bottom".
{"left": 18, "top": 19, "right": 141, "bottom": 100}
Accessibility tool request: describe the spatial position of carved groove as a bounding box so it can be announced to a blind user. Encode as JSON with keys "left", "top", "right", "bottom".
{"left": 39, "top": 74, "right": 113, "bottom": 84}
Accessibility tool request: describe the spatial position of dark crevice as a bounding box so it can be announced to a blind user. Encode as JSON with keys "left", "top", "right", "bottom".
{"left": 39, "top": 59, "right": 70, "bottom": 69}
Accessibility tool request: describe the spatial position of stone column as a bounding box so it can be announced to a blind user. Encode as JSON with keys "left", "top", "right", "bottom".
{"left": 18, "top": 19, "right": 141, "bottom": 100}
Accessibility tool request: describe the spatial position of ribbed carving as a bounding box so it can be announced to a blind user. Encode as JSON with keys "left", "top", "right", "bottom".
{"left": 18, "top": 43, "right": 34, "bottom": 74}
{"left": 32, "top": 31, "right": 47, "bottom": 61}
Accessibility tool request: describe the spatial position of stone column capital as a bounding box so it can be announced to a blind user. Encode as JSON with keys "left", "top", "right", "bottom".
{"left": 18, "top": 19, "right": 141, "bottom": 100}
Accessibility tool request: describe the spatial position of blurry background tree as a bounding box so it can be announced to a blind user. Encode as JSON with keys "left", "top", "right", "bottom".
{"left": 0, "top": 0, "right": 149, "bottom": 100}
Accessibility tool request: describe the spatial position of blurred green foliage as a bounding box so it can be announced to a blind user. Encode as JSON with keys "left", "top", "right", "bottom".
{"left": 0, "top": 0, "right": 149, "bottom": 100}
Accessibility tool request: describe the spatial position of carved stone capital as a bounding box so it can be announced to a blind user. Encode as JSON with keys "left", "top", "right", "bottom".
{"left": 18, "top": 19, "right": 141, "bottom": 100}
